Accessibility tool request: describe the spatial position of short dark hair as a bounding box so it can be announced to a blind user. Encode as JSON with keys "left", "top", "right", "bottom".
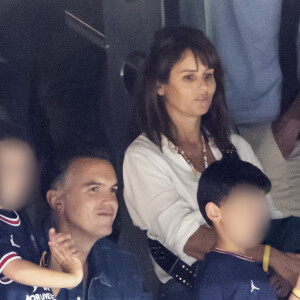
{"left": 0, "top": 121, "right": 35, "bottom": 150}
{"left": 43, "top": 145, "right": 113, "bottom": 193}
{"left": 197, "top": 158, "right": 271, "bottom": 226}
{"left": 131, "top": 26, "right": 233, "bottom": 150}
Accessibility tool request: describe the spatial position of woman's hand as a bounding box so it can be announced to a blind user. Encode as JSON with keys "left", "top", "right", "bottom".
{"left": 270, "top": 247, "right": 300, "bottom": 286}
{"left": 268, "top": 270, "right": 292, "bottom": 298}
{"left": 272, "top": 93, "right": 300, "bottom": 159}
{"left": 272, "top": 115, "right": 300, "bottom": 159}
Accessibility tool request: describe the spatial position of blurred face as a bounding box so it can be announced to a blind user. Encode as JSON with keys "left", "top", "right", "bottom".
{"left": 55, "top": 158, "right": 118, "bottom": 240}
{"left": 0, "top": 139, "right": 37, "bottom": 210}
{"left": 217, "top": 185, "right": 271, "bottom": 250}
{"left": 158, "top": 49, "right": 216, "bottom": 119}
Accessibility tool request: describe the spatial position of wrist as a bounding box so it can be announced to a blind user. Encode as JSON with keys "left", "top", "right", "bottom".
{"left": 268, "top": 246, "right": 279, "bottom": 269}
{"left": 73, "top": 274, "right": 82, "bottom": 286}
{"left": 245, "top": 244, "right": 265, "bottom": 262}
{"left": 66, "top": 273, "right": 82, "bottom": 289}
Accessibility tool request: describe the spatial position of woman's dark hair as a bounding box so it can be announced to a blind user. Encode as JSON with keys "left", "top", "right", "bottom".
{"left": 197, "top": 158, "right": 272, "bottom": 226}
{"left": 132, "top": 26, "right": 234, "bottom": 150}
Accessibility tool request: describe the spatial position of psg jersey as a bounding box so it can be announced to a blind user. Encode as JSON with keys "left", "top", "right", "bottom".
{"left": 0, "top": 209, "right": 56, "bottom": 300}
{"left": 194, "top": 248, "right": 277, "bottom": 300}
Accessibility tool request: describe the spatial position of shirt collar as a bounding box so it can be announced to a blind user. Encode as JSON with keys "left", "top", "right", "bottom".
{"left": 0, "top": 209, "right": 21, "bottom": 226}
{"left": 211, "top": 248, "right": 255, "bottom": 262}
{"left": 161, "top": 134, "right": 178, "bottom": 153}
{"left": 88, "top": 240, "right": 111, "bottom": 283}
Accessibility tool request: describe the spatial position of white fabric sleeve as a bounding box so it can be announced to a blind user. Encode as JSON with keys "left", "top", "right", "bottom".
{"left": 123, "top": 149, "right": 202, "bottom": 264}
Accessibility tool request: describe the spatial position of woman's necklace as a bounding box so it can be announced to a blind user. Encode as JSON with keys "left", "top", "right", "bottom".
{"left": 177, "top": 133, "right": 208, "bottom": 177}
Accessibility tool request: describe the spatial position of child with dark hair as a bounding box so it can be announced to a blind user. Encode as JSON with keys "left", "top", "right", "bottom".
{"left": 0, "top": 121, "right": 83, "bottom": 300}
{"left": 195, "top": 158, "right": 300, "bottom": 299}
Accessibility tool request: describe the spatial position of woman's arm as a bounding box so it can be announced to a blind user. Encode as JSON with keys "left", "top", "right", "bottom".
{"left": 245, "top": 244, "right": 300, "bottom": 285}
{"left": 240, "top": 244, "right": 300, "bottom": 287}
{"left": 268, "top": 248, "right": 300, "bottom": 286}
{"left": 183, "top": 225, "right": 216, "bottom": 260}
{"left": 184, "top": 228, "right": 300, "bottom": 287}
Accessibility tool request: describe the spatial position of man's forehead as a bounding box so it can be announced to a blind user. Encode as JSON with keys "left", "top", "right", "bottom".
{"left": 67, "top": 157, "right": 117, "bottom": 184}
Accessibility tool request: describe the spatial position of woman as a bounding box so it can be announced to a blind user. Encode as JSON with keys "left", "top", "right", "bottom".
{"left": 123, "top": 26, "right": 300, "bottom": 299}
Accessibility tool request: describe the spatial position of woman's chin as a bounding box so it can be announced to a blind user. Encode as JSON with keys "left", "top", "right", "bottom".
{"left": 191, "top": 101, "right": 211, "bottom": 114}
{"left": 191, "top": 107, "right": 211, "bottom": 118}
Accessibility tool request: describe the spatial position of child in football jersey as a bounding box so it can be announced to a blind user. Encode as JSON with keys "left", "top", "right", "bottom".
{"left": 195, "top": 158, "right": 300, "bottom": 300}
{"left": 0, "top": 121, "right": 83, "bottom": 299}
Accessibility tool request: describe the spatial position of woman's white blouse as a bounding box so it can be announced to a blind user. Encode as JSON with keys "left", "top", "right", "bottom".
{"left": 123, "top": 133, "right": 282, "bottom": 283}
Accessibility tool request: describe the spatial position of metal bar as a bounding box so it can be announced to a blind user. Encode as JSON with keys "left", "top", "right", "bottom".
{"left": 64, "top": 10, "right": 109, "bottom": 50}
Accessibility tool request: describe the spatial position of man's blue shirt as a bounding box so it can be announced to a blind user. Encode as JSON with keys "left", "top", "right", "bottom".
{"left": 41, "top": 235, "right": 152, "bottom": 300}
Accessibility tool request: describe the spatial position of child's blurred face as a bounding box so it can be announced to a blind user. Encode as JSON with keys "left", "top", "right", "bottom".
{"left": 0, "top": 139, "right": 37, "bottom": 210}
{"left": 219, "top": 185, "right": 271, "bottom": 250}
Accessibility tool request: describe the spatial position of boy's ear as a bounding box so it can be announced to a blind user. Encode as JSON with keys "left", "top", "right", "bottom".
{"left": 206, "top": 202, "right": 221, "bottom": 224}
{"left": 157, "top": 82, "right": 165, "bottom": 96}
{"left": 46, "top": 189, "right": 64, "bottom": 212}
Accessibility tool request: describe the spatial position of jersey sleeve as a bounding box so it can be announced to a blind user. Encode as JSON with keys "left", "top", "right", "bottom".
{"left": 0, "top": 223, "right": 21, "bottom": 274}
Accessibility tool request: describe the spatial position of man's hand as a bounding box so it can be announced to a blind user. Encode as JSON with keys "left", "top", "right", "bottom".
{"left": 272, "top": 115, "right": 300, "bottom": 159}
{"left": 270, "top": 247, "right": 300, "bottom": 287}
{"left": 48, "top": 228, "right": 83, "bottom": 289}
